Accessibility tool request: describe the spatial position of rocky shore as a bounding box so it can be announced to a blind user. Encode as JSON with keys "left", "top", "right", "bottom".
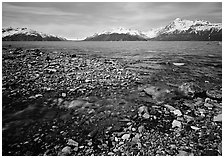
{"left": 2, "top": 46, "right": 222, "bottom": 156}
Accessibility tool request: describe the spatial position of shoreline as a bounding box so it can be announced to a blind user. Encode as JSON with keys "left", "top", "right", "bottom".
{"left": 2, "top": 46, "right": 222, "bottom": 156}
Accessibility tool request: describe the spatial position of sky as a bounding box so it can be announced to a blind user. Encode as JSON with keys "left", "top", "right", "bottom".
{"left": 2, "top": 2, "right": 222, "bottom": 40}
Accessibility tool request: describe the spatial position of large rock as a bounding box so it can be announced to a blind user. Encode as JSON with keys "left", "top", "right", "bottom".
{"left": 206, "top": 89, "right": 222, "bottom": 100}
{"left": 143, "top": 85, "right": 171, "bottom": 103}
{"left": 61, "top": 146, "right": 71, "bottom": 155}
{"left": 67, "top": 100, "right": 85, "bottom": 109}
{"left": 178, "top": 82, "right": 203, "bottom": 98}
{"left": 172, "top": 120, "right": 182, "bottom": 128}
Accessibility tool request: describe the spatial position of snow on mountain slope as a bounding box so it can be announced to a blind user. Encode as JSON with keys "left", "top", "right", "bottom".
{"left": 92, "top": 27, "right": 147, "bottom": 38}
{"left": 2, "top": 27, "right": 66, "bottom": 41}
{"left": 160, "top": 18, "right": 222, "bottom": 34}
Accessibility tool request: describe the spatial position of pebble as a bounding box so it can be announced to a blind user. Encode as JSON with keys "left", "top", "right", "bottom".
{"left": 57, "top": 98, "right": 64, "bottom": 106}
{"left": 164, "top": 104, "right": 176, "bottom": 111}
{"left": 172, "top": 120, "right": 182, "bottom": 128}
{"left": 138, "top": 125, "right": 145, "bottom": 133}
{"left": 206, "top": 89, "right": 222, "bottom": 100}
{"left": 204, "top": 103, "right": 214, "bottom": 108}
{"left": 67, "top": 139, "right": 79, "bottom": 147}
{"left": 190, "top": 126, "right": 200, "bottom": 131}
{"left": 213, "top": 114, "right": 222, "bottom": 122}
{"left": 62, "top": 93, "right": 66, "bottom": 97}
{"left": 68, "top": 100, "right": 85, "bottom": 109}
{"left": 35, "top": 94, "right": 43, "bottom": 98}
{"left": 108, "top": 152, "right": 114, "bottom": 156}
{"left": 73, "top": 147, "right": 79, "bottom": 152}
{"left": 114, "top": 137, "right": 119, "bottom": 142}
{"left": 177, "top": 150, "right": 189, "bottom": 156}
{"left": 121, "top": 134, "right": 130, "bottom": 140}
{"left": 172, "top": 109, "right": 182, "bottom": 116}
{"left": 142, "top": 113, "right": 150, "bottom": 119}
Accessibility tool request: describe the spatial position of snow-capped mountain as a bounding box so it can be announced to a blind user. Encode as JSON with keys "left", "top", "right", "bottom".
{"left": 85, "top": 27, "right": 147, "bottom": 41}
{"left": 84, "top": 18, "right": 222, "bottom": 41}
{"left": 2, "top": 27, "right": 67, "bottom": 41}
{"left": 97, "top": 27, "right": 147, "bottom": 37}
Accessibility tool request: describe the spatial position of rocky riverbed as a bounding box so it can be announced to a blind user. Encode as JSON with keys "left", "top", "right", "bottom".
{"left": 2, "top": 46, "right": 222, "bottom": 156}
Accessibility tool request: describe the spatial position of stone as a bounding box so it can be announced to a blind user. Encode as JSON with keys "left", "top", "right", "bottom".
{"left": 58, "top": 98, "right": 63, "bottom": 106}
{"left": 142, "top": 113, "right": 150, "bottom": 119}
{"left": 108, "top": 152, "right": 114, "bottom": 156}
{"left": 143, "top": 86, "right": 170, "bottom": 102}
{"left": 121, "top": 134, "right": 130, "bottom": 140}
{"left": 62, "top": 93, "right": 66, "bottom": 97}
{"left": 172, "top": 120, "right": 182, "bottom": 128}
{"left": 73, "top": 147, "right": 79, "bottom": 152}
{"left": 114, "top": 137, "right": 119, "bottom": 142}
{"left": 138, "top": 125, "right": 145, "bottom": 133}
{"left": 183, "top": 115, "right": 194, "bottom": 123}
{"left": 164, "top": 104, "right": 176, "bottom": 111}
{"left": 68, "top": 100, "right": 85, "bottom": 109}
{"left": 67, "top": 139, "right": 79, "bottom": 147}
{"left": 190, "top": 126, "right": 200, "bottom": 131}
{"left": 178, "top": 82, "right": 202, "bottom": 98}
{"left": 213, "top": 114, "right": 222, "bottom": 122}
{"left": 206, "top": 89, "right": 222, "bottom": 100}
{"left": 138, "top": 106, "right": 148, "bottom": 115}
{"left": 35, "top": 94, "right": 43, "bottom": 98}
{"left": 172, "top": 109, "right": 182, "bottom": 116}
{"left": 204, "top": 103, "right": 214, "bottom": 108}
{"left": 61, "top": 146, "right": 71, "bottom": 155}
{"left": 177, "top": 150, "right": 189, "bottom": 156}
{"left": 87, "top": 141, "right": 92, "bottom": 146}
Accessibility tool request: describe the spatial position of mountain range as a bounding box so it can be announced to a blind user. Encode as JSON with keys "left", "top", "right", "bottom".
{"left": 84, "top": 18, "right": 222, "bottom": 41}
{"left": 2, "top": 27, "right": 66, "bottom": 41}
{"left": 2, "top": 18, "right": 222, "bottom": 41}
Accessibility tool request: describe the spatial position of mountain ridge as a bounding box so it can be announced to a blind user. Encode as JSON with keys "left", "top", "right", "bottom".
{"left": 2, "top": 27, "right": 67, "bottom": 41}
{"left": 84, "top": 18, "right": 222, "bottom": 41}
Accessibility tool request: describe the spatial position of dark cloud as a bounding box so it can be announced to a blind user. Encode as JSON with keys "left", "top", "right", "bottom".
{"left": 2, "top": 2, "right": 222, "bottom": 39}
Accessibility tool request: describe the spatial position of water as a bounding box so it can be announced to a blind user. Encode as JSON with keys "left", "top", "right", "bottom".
{"left": 3, "top": 41, "right": 222, "bottom": 88}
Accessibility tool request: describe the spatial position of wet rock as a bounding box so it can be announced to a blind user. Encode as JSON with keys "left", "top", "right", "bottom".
{"left": 183, "top": 115, "right": 194, "bottom": 123}
{"left": 68, "top": 100, "right": 85, "bottom": 109}
{"left": 138, "top": 125, "right": 145, "bottom": 133}
{"left": 57, "top": 98, "right": 64, "bottom": 106}
{"left": 172, "top": 109, "right": 182, "bottom": 116}
{"left": 190, "top": 126, "right": 200, "bottom": 131}
{"left": 73, "top": 147, "right": 79, "bottom": 152}
{"left": 108, "top": 152, "right": 114, "bottom": 156}
{"left": 62, "top": 93, "right": 66, "bottom": 97}
{"left": 213, "top": 114, "right": 222, "bottom": 122}
{"left": 138, "top": 106, "right": 150, "bottom": 119}
{"left": 121, "top": 134, "right": 130, "bottom": 140}
{"left": 142, "top": 113, "right": 150, "bottom": 119}
{"left": 67, "top": 139, "right": 79, "bottom": 147}
{"left": 178, "top": 82, "right": 202, "bottom": 98}
{"left": 61, "top": 146, "right": 71, "bottom": 155}
{"left": 88, "top": 128, "right": 98, "bottom": 138}
{"left": 143, "top": 86, "right": 170, "bottom": 102}
{"left": 177, "top": 150, "right": 193, "bottom": 156}
{"left": 206, "top": 89, "right": 222, "bottom": 100}
{"left": 164, "top": 104, "right": 176, "bottom": 111}
{"left": 172, "top": 120, "right": 182, "bottom": 128}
